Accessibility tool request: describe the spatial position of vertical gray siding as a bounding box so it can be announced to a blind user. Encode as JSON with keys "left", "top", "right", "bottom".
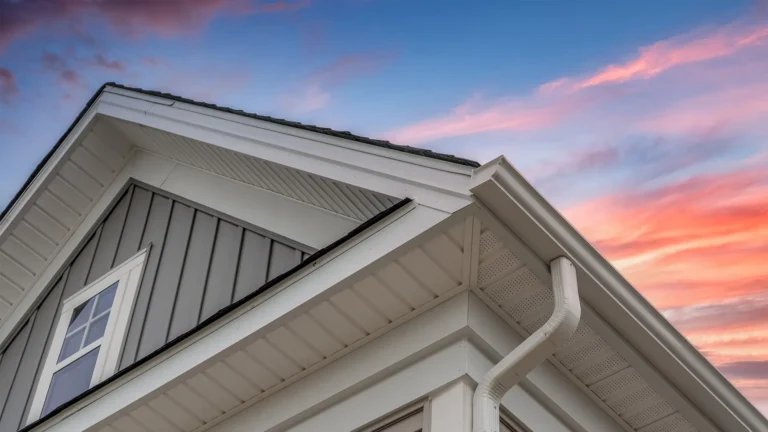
{"left": 0, "top": 183, "right": 310, "bottom": 431}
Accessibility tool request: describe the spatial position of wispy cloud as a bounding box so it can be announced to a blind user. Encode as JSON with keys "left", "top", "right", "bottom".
{"left": 0, "top": 67, "right": 19, "bottom": 105}
{"left": 541, "top": 23, "right": 768, "bottom": 93}
{"left": 281, "top": 52, "right": 394, "bottom": 113}
{"left": 0, "top": 0, "right": 310, "bottom": 50}
{"left": 565, "top": 166, "right": 768, "bottom": 310}
{"left": 87, "top": 53, "right": 126, "bottom": 72}
{"left": 387, "top": 91, "right": 595, "bottom": 144}
{"left": 388, "top": 17, "right": 768, "bottom": 145}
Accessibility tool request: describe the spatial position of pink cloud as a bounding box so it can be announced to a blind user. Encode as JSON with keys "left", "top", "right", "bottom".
{"left": 387, "top": 92, "right": 591, "bottom": 144}
{"left": 389, "top": 17, "right": 768, "bottom": 145}
{"left": 638, "top": 84, "right": 768, "bottom": 135}
{"left": 0, "top": 67, "right": 19, "bottom": 105}
{"left": 541, "top": 23, "right": 768, "bottom": 93}
{"left": 0, "top": 0, "right": 310, "bottom": 50}
{"left": 281, "top": 52, "right": 394, "bottom": 113}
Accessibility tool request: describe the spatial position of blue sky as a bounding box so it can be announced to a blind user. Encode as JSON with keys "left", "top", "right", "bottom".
{"left": 2, "top": 0, "right": 768, "bottom": 413}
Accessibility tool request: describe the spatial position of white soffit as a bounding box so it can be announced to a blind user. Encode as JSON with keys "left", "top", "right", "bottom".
{"left": 0, "top": 117, "right": 132, "bottom": 324}
{"left": 41, "top": 210, "right": 469, "bottom": 432}
{"left": 110, "top": 119, "right": 401, "bottom": 222}
{"left": 473, "top": 226, "right": 699, "bottom": 432}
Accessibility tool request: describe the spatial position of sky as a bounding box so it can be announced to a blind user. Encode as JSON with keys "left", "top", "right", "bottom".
{"left": 1, "top": 0, "right": 768, "bottom": 418}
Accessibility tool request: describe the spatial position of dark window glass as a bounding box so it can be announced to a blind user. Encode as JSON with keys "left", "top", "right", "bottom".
{"left": 42, "top": 347, "right": 100, "bottom": 416}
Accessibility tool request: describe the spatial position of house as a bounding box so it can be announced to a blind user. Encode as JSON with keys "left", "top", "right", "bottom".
{"left": 0, "top": 83, "right": 764, "bottom": 432}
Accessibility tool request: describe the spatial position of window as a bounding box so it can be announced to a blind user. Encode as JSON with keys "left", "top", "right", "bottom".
{"left": 27, "top": 249, "right": 148, "bottom": 423}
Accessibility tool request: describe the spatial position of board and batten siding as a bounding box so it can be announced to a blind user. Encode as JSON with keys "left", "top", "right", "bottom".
{"left": 0, "top": 183, "right": 312, "bottom": 431}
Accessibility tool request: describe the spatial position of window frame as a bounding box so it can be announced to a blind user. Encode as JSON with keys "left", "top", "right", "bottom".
{"left": 26, "top": 248, "right": 149, "bottom": 424}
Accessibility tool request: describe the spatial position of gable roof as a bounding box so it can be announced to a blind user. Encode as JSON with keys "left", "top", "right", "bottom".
{"left": 0, "top": 83, "right": 476, "bottom": 225}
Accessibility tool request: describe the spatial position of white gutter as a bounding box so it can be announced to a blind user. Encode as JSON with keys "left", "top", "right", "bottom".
{"left": 473, "top": 256, "right": 581, "bottom": 432}
{"left": 470, "top": 156, "right": 768, "bottom": 432}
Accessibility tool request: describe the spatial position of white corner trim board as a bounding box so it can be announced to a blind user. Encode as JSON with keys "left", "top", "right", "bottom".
{"left": 470, "top": 156, "right": 768, "bottom": 432}
{"left": 473, "top": 257, "right": 581, "bottom": 432}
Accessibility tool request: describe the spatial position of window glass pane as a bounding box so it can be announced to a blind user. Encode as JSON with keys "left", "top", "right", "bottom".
{"left": 84, "top": 314, "right": 109, "bottom": 346}
{"left": 94, "top": 282, "right": 118, "bottom": 316}
{"left": 68, "top": 298, "right": 96, "bottom": 331}
{"left": 42, "top": 347, "right": 100, "bottom": 416}
{"left": 58, "top": 327, "right": 85, "bottom": 362}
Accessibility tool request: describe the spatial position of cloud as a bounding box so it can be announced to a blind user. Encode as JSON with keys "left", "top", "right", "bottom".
{"left": 0, "top": 67, "right": 19, "bottom": 105}
{"left": 0, "top": 0, "right": 309, "bottom": 50}
{"left": 41, "top": 52, "right": 68, "bottom": 71}
{"left": 59, "top": 70, "right": 84, "bottom": 87}
{"left": 637, "top": 84, "right": 768, "bottom": 136}
{"left": 87, "top": 53, "right": 126, "bottom": 72}
{"left": 281, "top": 52, "right": 394, "bottom": 113}
{"left": 564, "top": 166, "right": 768, "bottom": 310}
{"left": 719, "top": 361, "right": 768, "bottom": 380}
{"left": 540, "top": 23, "right": 768, "bottom": 92}
{"left": 141, "top": 56, "right": 168, "bottom": 67}
{"left": 388, "top": 17, "right": 768, "bottom": 145}
{"left": 387, "top": 92, "right": 594, "bottom": 144}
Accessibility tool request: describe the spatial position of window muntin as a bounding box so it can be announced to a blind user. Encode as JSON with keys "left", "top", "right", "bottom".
{"left": 27, "top": 249, "right": 148, "bottom": 423}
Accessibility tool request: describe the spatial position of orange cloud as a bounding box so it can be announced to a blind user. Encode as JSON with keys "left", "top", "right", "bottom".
{"left": 542, "top": 24, "right": 768, "bottom": 92}
{"left": 565, "top": 167, "right": 768, "bottom": 310}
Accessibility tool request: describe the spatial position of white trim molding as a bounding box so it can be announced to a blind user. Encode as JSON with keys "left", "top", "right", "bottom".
{"left": 27, "top": 249, "right": 148, "bottom": 424}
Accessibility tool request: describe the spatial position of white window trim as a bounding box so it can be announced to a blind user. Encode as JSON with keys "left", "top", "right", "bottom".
{"left": 26, "top": 248, "right": 149, "bottom": 424}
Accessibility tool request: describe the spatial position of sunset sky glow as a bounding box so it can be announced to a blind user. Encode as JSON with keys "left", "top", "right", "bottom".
{"left": 1, "top": 0, "right": 767, "bottom": 415}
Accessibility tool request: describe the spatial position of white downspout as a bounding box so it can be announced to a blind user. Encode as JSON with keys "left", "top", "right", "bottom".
{"left": 473, "top": 256, "right": 582, "bottom": 432}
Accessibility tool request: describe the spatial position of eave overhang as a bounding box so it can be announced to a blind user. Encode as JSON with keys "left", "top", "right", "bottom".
{"left": 470, "top": 156, "right": 768, "bottom": 432}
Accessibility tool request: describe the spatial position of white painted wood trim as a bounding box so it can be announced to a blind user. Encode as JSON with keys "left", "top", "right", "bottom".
{"left": 96, "top": 92, "right": 473, "bottom": 213}
{"left": 103, "top": 86, "right": 475, "bottom": 176}
{"left": 27, "top": 249, "right": 147, "bottom": 424}
{"left": 0, "top": 107, "right": 99, "bottom": 243}
{"left": 427, "top": 378, "right": 473, "bottom": 432}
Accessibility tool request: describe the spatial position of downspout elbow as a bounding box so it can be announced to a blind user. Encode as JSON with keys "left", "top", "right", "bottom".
{"left": 473, "top": 256, "right": 582, "bottom": 432}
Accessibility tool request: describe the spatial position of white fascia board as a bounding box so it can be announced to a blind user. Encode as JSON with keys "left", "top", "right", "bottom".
{"left": 33, "top": 198, "right": 452, "bottom": 432}
{"left": 104, "top": 86, "right": 474, "bottom": 176}
{"left": 95, "top": 90, "right": 473, "bottom": 213}
{"left": 470, "top": 156, "right": 768, "bottom": 432}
